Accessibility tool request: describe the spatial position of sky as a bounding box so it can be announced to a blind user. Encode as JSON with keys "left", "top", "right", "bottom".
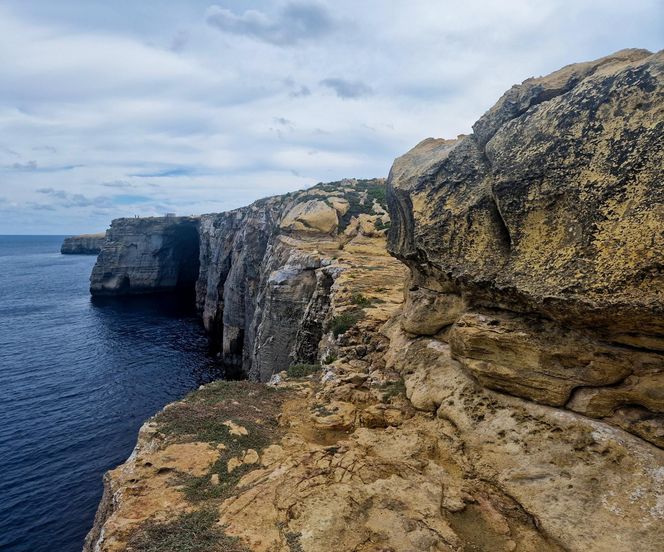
{"left": 0, "top": 1, "right": 661, "bottom": 234}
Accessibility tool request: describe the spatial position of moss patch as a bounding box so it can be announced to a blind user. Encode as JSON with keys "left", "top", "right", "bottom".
{"left": 350, "top": 293, "right": 372, "bottom": 307}
{"left": 330, "top": 309, "right": 364, "bottom": 337}
{"left": 152, "top": 381, "right": 290, "bottom": 503}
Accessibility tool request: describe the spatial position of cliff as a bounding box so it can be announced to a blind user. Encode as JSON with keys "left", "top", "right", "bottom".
{"left": 90, "top": 179, "right": 389, "bottom": 380}
{"left": 84, "top": 50, "right": 663, "bottom": 552}
{"left": 61, "top": 232, "right": 106, "bottom": 254}
{"left": 90, "top": 217, "right": 200, "bottom": 295}
{"left": 387, "top": 48, "right": 663, "bottom": 447}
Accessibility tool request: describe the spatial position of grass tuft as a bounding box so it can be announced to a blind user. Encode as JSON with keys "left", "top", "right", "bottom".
{"left": 330, "top": 310, "right": 364, "bottom": 337}
{"left": 126, "top": 509, "right": 249, "bottom": 552}
{"left": 350, "top": 293, "right": 372, "bottom": 307}
{"left": 287, "top": 363, "right": 321, "bottom": 378}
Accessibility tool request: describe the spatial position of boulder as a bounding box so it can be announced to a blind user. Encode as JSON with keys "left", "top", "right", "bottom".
{"left": 387, "top": 49, "right": 664, "bottom": 445}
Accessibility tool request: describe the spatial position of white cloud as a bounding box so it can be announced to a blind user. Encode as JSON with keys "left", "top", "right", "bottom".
{"left": 0, "top": 0, "right": 661, "bottom": 233}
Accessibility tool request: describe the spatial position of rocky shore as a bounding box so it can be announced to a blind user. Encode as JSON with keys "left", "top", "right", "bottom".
{"left": 61, "top": 232, "right": 106, "bottom": 255}
{"left": 84, "top": 49, "right": 663, "bottom": 552}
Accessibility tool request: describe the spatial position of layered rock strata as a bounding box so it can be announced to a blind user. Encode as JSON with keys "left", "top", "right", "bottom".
{"left": 61, "top": 232, "right": 106, "bottom": 254}
{"left": 90, "top": 180, "right": 390, "bottom": 379}
{"left": 90, "top": 216, "right": 200, "bottom": 295}
{"left": 388, "top": 48, "right": 664, "bottom": 447}
{"left": 84, "top": 221, "right": 663, "bottom": 552}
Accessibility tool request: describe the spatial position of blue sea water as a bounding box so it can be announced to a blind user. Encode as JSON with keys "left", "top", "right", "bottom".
{"left": 0, "top": 236, "right": 223, "bottom": 552}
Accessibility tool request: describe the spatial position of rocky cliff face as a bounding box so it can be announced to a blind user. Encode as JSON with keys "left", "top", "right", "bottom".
{"left": 90, "top": 216, "right": 200, "bottom": 295}
{"left": 388, "top": 48, "right": 663, "bottom": 447}
{"left": 90, "top": 180, "right": 389, "bottom": 380}
{"left": 61, "top": 232, "right": 106, "bottom": 254}
{"left": 84, "top": 50, "right": 663, "bottom": 552}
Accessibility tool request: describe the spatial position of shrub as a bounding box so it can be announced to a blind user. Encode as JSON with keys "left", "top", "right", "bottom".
{"left": 350, "top": 293, "right": 372, "bottom": 307}
{"left": 322, "top": 353, "right": 337, "bottom": 365}
{"left": 330, "top": 310, "right": 363, "bottom": 337}
{"left": 287, "top": 363, "right": 321, "bottom": 378}
{"left": 380, "top": 379, "right": 406, "bottom": 401}
{"left": 126, "top": 509, "right": 249, "bottom": 552}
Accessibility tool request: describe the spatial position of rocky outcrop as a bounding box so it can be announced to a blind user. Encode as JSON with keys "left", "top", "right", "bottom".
{"left": 90, "top": 217, "right": 200, "bottom": 295}
{"left": 388, "top": 48, "right": 664, "bottom": 447}
{"left": 90, "top": 180, "right": 388, "bottom": 380}
{"left": 61, "top": 232, "right": 106, "bottom": 254}
{"left": 85, "top": 50, "right": 663, "bottom": 552}
{"left": 195, "top": 179, "right": 386, "bottom": 379}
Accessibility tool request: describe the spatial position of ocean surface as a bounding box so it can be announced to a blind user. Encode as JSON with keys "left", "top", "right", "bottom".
{"left": 0, "top": 235, "right": 224, "bottom": 552}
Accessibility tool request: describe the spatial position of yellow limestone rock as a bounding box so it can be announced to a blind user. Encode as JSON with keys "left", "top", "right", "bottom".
{"left": 280, "top": 199, "right": 339, "bottom": 234}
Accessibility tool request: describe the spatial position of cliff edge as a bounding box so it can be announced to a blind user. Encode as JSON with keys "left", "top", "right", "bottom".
{"left": 84, "top": 50, "right": 663, "bottom": 552}
{"left": 90, "top": 179, "right": 390, "bottom": 380}
{"left": 61, "top": 232, "right": 106, "bottom": 255}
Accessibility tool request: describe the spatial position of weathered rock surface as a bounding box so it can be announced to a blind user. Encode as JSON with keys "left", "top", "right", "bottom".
{"left": 388, "top": 48, "right": 664, "bottom": 446}
{"left": 85, "top": 50, "right": 664, "bottom": 552}
{"left": 90, "top": 217, "right": 200, "bottom": 295}
{"left": 90, "top": 179, "right": 388, "bottom": 380}
{"left": 85, "top": 213, "right": 663, "bottom": 552}
{"left": 61, "top": 232, "right": 106, "bottom": 254}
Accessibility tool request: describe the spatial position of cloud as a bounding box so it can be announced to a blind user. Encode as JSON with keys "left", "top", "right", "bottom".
{"left": 1, "top": 1, "right": 662, "bottom": 234}
{"left": 170, "top": 30, "right": 189, "bottom": 52}
{"left": 37, "top": 187, "right": 104, "bottom": 207}
{"left": 320, "top": 78, "right": 373, "bottom": 99}
{"left": 130, "top": 167, "right": 198, "bottom": 178}
{"left": 36, "top": 187, "right": 153, "bottom": 209}
{"left": 11, "top": 160, "right": 38, "bottom": 170}
{"left": 205, "top": 1, "right": 337, "bottom": 46}
{"left": 101, "top": 180, "right": 134, "bottom": 188}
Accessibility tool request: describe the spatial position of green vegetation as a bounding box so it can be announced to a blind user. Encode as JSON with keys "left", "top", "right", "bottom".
{"left": 330, "top": 309, "right": 364, "bottom": 337}
{"left": 322, "top": 353, "right": 337, "bottom": 365}
{"left": 380, "top": 379, "right": 406, "bottom": 401}
{"left": 311, "top": 178, "right": 388, "bottom": 232}
{"left": 126, "top": 509, "right": 249, "bottom": 552}
{"left": 152, "top": 381, "right": 287, "bottom": 503}
{"left": 375, "top": 218, "right": 391, "bottom": 231}
{"left": 285, "top": 531, "right": 304, "bottom": 552}
{"left": 350, "top": 293, "right": 372, "bottom": 307}
{"left": 287, "top": 363, "right": 322, "bottom": 378}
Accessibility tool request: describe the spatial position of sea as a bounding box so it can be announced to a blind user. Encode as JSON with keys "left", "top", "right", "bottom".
{"left": 0, "top": 235, "right": 224, "bottom": 552}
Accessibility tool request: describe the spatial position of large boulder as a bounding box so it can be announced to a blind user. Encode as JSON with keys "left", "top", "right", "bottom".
{"left": 387, "top": 49, "right": 664, "bottom": 446}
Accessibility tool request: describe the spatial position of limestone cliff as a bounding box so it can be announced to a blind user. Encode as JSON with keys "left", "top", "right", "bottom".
{"left": 90, "top": 180, "right": 389, "bottom": 380}
{"left": 388, "top": 48, "right": 664, "bottom": 447}
{"left": 84, "top": 50, "right": 663, "bottom": 552}
{"left": 90, "top": 216, "right": 200, "bottom": 295}
{"left": 61, "top": 232, "right": 106, "bottom": 254}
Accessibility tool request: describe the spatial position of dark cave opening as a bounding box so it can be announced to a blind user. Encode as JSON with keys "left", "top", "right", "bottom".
{"left": 169, "top": 222, "right": 201, "bottom": 306}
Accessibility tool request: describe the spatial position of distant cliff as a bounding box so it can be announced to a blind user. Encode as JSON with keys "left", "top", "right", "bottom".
{"left": 60, "top": 232, "right": 106, "bottom": 255}
{"left": 89, "top": 180, "right": 389, "bottom": 380}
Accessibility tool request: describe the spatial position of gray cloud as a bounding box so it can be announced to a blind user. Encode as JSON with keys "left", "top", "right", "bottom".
{"left": 37, "top": 187, "right": 108, "bottom": 208}
{"left": 284, "top": 77, "right": 311, "bottom": 97}
{"left": 320, "top": 78, "right": 373, "bottom": 99}
{"left": 206, "top": 2, "right": 337, "bottom": 46}
{"left": 170, "top": 30, "right": 189, "bottom": 52}
{"left": 1, "top": 1, "right": 662, "bottom": 234}
{"left": 11, "top": 160, "right": 38, "bottom": 170}
{"left": 32, "top": 145, "right": 57, "bottom": 153}
{"left": 101, "top": 180, "right": 134, "bottom": 188}
{"left": 274, "top": 117, "right": 294, "bottom": 127}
